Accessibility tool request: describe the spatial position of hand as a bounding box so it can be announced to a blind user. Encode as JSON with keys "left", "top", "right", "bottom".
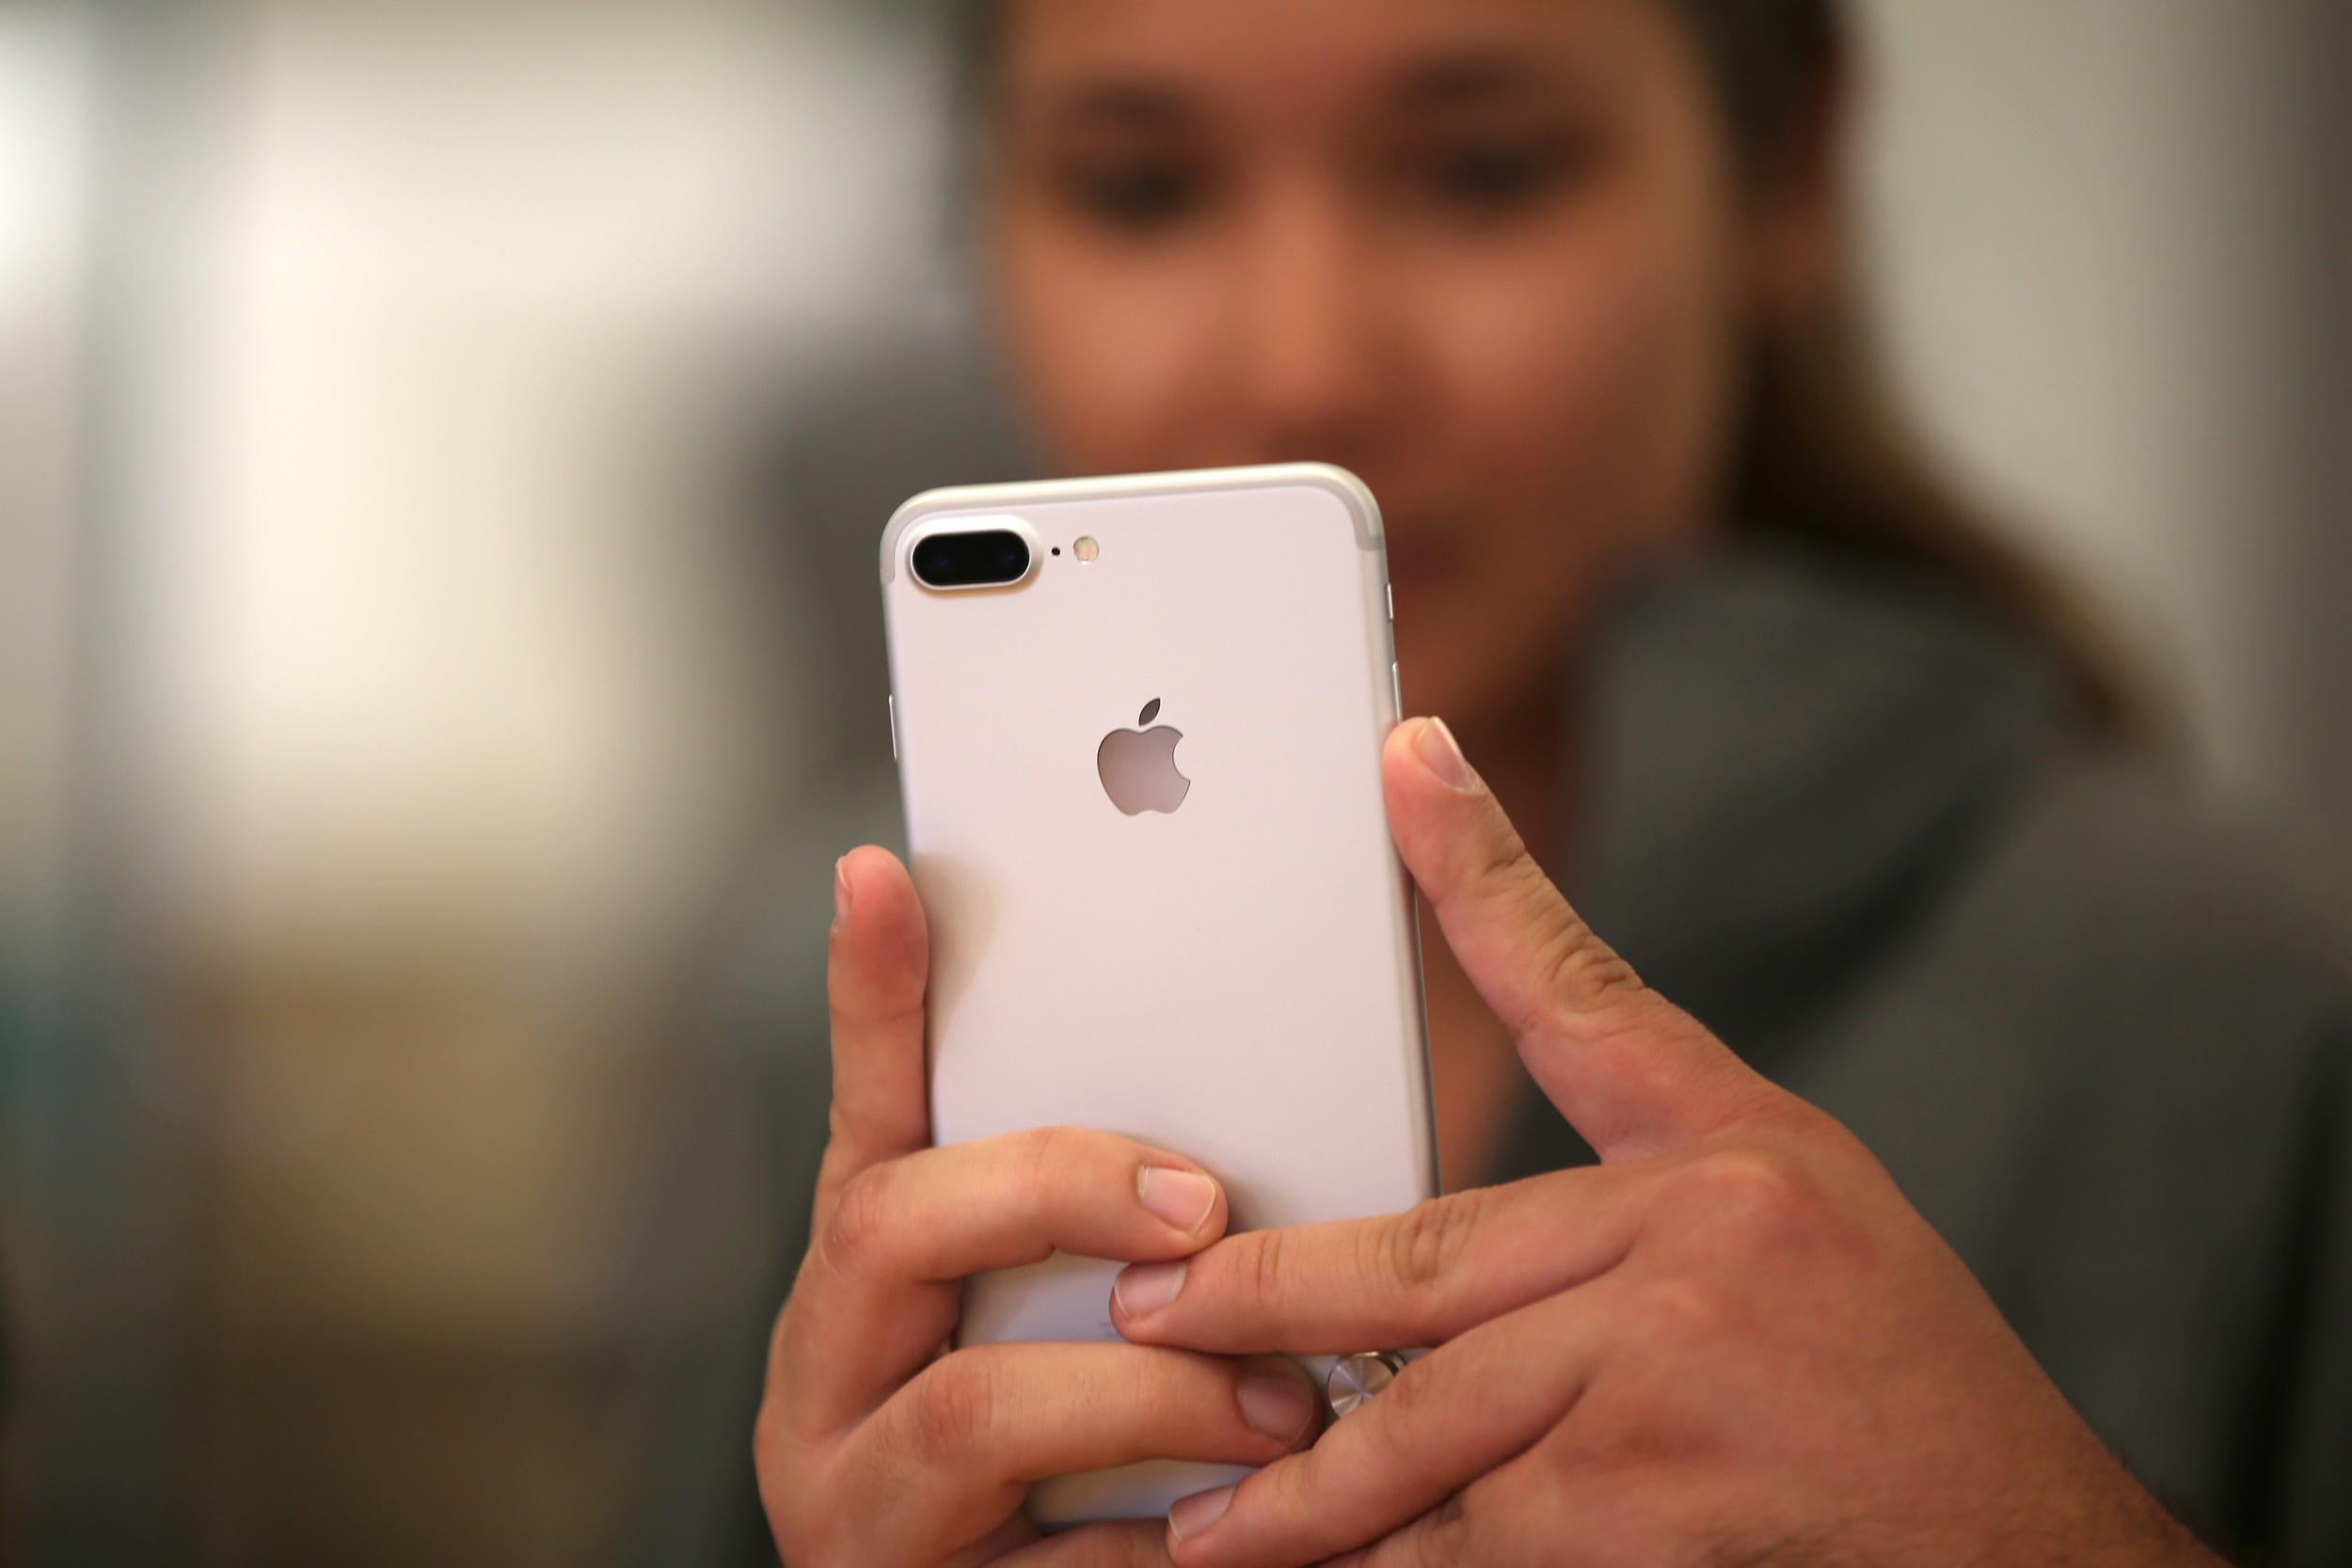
{"left": 1111, "top": 719, "right": 2223, "bottom": 1568}
{"left": 756, "top": 848, "right": 1326, "bottom": 1568}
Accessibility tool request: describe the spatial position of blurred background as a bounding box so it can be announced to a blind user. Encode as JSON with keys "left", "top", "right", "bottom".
{"left": 1, "top": 1, "right": 2346, "bottom": 1563}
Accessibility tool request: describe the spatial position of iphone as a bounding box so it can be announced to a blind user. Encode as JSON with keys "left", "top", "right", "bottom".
{"left": 878, "top": 464, "right": 1437, "bottom": 1525}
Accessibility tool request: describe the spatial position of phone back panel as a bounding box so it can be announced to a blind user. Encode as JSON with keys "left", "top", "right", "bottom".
{"left": 880, "top": 466, "right": 1437, "bottom": 1523}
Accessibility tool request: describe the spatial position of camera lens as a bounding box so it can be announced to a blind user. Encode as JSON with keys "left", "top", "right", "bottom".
{"left": 912, "top": 529, "right": 1033, "bottom": 589}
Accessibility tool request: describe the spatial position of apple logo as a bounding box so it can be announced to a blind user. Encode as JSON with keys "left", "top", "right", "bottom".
{"left": 1096, "top": 698, "right": 1192, "bottom": 816}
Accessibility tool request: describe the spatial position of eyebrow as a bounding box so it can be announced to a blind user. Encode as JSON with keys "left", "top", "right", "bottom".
{"left": 1013, "top": 76, "right": 1200, "bottom": 135}
{"left": 1004, "top": 45, "right": 1571, "bottom": 138}
{"left": 1389, "top": 50, "right": 1565, "bottom": 111}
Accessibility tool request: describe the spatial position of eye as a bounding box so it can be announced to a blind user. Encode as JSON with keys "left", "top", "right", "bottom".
{"left": 1417, "top": 135, "right": 1579, "bottom": 216}
{"left": 1050, "top": 156, "right": 1209, "bottom": 231}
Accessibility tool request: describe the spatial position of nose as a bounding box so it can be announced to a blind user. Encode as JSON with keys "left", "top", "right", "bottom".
{"left": 1221, "top": 182, "right": 1396, "bottom": 463}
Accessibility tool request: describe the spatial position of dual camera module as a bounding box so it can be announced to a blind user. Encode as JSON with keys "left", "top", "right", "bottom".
{"left": 911, "top": 526, "right": 1097, "bottom": 591}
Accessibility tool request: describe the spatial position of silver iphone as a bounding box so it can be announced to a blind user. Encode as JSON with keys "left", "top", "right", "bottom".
{"left": 879, "top": 463, "right": 1438, "bottom": 1525}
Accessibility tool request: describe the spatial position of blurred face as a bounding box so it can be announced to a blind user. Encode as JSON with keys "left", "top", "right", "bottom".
{"left": 985, "top": 0, "right": 1804, "bottom": 734}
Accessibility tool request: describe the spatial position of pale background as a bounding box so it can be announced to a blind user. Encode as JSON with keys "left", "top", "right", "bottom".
{"left": 2, "top": 2, "right": 2347, "bottom": 1563}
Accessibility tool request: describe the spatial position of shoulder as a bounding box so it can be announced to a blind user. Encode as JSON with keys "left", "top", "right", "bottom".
{"left": 1908, "top": 749, "right": 2352, "bottom": 1114}
{"left": 1981, "top": 754, "right": 2345, "bottom": 1008}
{"left": 1886, "top": 756, "right": 2352, "bottom": 1560}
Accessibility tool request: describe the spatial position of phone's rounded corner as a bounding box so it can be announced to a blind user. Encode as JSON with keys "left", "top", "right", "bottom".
{"left": 1284, "top": 463, "right": 1385, "bottom": 551}
{"left": 879, "top": 487, "right": 958, "bottom": 585}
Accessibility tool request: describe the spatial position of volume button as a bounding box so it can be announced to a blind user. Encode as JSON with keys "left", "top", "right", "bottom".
{"left": 1390, "top": 662, "right": 1403, "bottom": 715}
{"left": 1385, "top": 583, "right": 1394, "bottom": 621}
{"left": 887, "top": 693, "right": 899, "bottom": 760}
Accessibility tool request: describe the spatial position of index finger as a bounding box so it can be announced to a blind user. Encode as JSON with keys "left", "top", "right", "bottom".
{"left": 1154, "top": 1291, "right": 1595, "bottom": 1568}
{"left": 1385, "top": 718, "right": 1776, "bottom": 1159}
{"left": 811, "top": 845, "right": 932, "bottom": 1233}
{"left": 1110, "top": 1165, "right": 1648, "bottom": 1355}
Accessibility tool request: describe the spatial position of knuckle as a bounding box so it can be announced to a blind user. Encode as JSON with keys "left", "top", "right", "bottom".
{"left": 1628, "top": 1275, "right": 1736, "bottom": 1352}
{"left": 1409, "top": 1491, "right": 1474, "bottom": 1568}
{"left": 1458, "top": 811, "right": 1534, "bottom": 895}
{"left": 1256, "top": 1443, "right": 1325, "bottom": 1521}
{"left": 1527, "top": 908, "right": 1645, "bottom": 1020}
{"left": 752, "top": 1404, "right": 830, "bottom": 1561}
{"left": 1351, "top": 1361, "right": 1440, "bottom": 1475}
{"left": 1017, "top": 1124, "right": 1117, "bottom": 1215}
{"left": 1378, "top": 1189, "right": 1486, "bottom": 1299}
{"left": 902, "top": 1354, "right": 995, "bottom": 1465}
{"left": 1454, "top": 829, "right": 1648, "bottom": 1035}
{"left": 750, "top": 1398, "right": 790, "bottom": 1481}
{"left": 1241, "top": 1226, "right": 1289, "bottom": 1313}
{"left": 764, "top": 1295, "right": 798, "bottom": 1377}
{"left": 818, "top": 1164, "right": 896, "bottom": 1275}
{"left": 1692, "top": 1147, "right": 1818, "bottom": 1240}
{"left": 1019, "top": 1125, "right": 1077, "bottom": 1205}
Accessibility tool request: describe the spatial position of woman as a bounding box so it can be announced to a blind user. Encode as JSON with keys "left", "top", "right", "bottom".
{"left": 753, "top": 1, "right": 2352, "bottom": 1563}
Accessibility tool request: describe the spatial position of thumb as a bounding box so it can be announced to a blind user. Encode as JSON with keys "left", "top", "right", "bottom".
{"left": 1384, "top": 718, "right": 1772, "bottom": 1161}
{"left": 813, "top": 845, "right": 933, "bottom": 1225}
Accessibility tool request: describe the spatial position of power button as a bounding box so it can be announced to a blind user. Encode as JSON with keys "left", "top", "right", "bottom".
{"left": 887, "top": 694, "right": 899, "bottom": 760}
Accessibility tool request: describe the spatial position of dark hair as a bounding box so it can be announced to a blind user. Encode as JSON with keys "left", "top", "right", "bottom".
{"left": 1682, "top": 0, "right": 2139, "bottom": 732}
{"left": 956, "top": 0, "right": 2142, "bottom": 731}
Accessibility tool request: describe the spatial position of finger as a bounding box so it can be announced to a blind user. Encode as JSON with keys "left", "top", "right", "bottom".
{"left": 812, "top": 846, "right": 932, "bottom": 1229}
{"left": 1160, "top": 1294, "right": 1590, "bottom": 1568}
{"left": 1383, "top": 719, "right": 1775, "bottom": 1159}
{"left": 777, "top": 1126, "right": 1232, "bottom": 1434}
{"left": 1113, "top": 1164, "right": 1645, "bottom": 1354}
{"left": 1311, "top": 1462, "right": 1568, "bottom": 1568}
{"left": 1312, "top": 1498, "right": 1473, "bottom": 1568}
{"left": 849, "top": 1346, "right": 1322, "bottom": 1565}
{"left": 1004, "top": 1521, "right": 1177, "bottom": 1568}
{"left": 1313, "top": 1428, "right": 1577, "bottom": 1568}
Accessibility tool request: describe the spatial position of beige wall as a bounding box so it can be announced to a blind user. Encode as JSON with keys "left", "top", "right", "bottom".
{"left": 1858, "top": 0, "right": 2352, "bottom": 821}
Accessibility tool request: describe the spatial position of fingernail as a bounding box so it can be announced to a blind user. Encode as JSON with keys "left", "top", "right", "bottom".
{"left": 1168, "top": 1483, "right": 1234, "bottom": 1544}
{"left": 1113, "top": 1259, "right": 1187, "bottom": 1317}
{"left": 1137, "top": 1166, "right": 1219, "bottom": 1233}
{"left": 831, "top": 858, "right": 851, "bottom": 933}
{"left": 1413, "top": 717, "right": 1478, "bottom": 793}
{"left": 1236, "top": 1371, "right": 1316, "bottom": 1444}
